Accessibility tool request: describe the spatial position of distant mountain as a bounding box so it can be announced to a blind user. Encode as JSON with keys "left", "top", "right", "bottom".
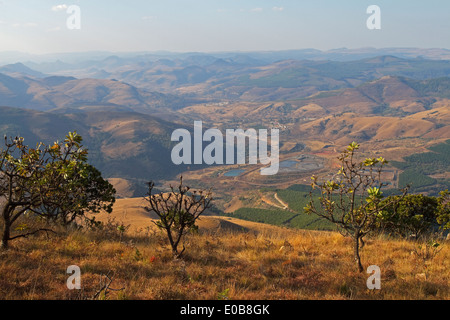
{"left": 17, "top": 53, "right": 450, "bottom": 102}
{"left": 0, "top": 73, "right": 195, "bottom": 113}
{"left": 3, "top": 47, "right": 449, "bottom": 66}
{"left": 181, "top": 75, "right": 450, "bottom": 138}
{"left": 304, "top": 76, "right": 450, "bottom": 112}
{"left": 0, "top": 62, "right": 47, "bottom": 78}
{"left": 42, "top": 55, "right": 450, "bottom": 101}
{"left": 403, "top": 77, "right": 450, "bottom": 99}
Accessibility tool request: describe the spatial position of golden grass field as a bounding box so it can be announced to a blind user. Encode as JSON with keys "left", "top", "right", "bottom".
{"left": 0, "top": 198, "right": 448, "bottom": 300}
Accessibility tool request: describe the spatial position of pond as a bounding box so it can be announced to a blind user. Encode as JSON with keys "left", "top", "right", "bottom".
{"left": 278, "top": 154, "right": 325, "bottom": 173}
{"left": 223, "top": 169, "right": 246, "bottom": 177}
{"left": 280, "top": 160, "right": 298, "bottom": 168}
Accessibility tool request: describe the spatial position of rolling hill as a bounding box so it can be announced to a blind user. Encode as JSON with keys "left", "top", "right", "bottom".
{"left": 180, "top": 76, "right": 450, "bottom": 130}
{"left": 0, "top": 72, "right": 193, "bottom": 113}
{"left": 91, "top": 197, "right": 260, "bottom": 234}
{"left": 21, "top": 54, "right": 450, "bottom": 102}
{"left": 0, "top": 55, "right": 449, "bottom": 200}
{"left": 0, "top": 62, "right": 47, "bottom": 78}
{"left": 0, "top": 106, "right": 191, "bottom": 197}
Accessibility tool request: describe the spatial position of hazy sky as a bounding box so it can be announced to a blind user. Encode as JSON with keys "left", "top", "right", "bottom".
{"left": 0, "top": 0, "right": 449, "bottom": 54}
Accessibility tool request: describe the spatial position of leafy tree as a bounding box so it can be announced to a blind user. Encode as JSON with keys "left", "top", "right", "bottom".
{"left": 376, "top": 191, "right": 450, "bottom": 238}
{"left": 43, "top": 163, "right": 116, "bottom": 226}
{"left": 38, "top": 133, "right": 115, "bottom": 226}
{"left": 377, "top": 194, "right": 439, "bottom": 239}
{"left": 0, "top": 132, "right": 115, "bottom": 249}
{"left": 145, "top": 177, "right": 212, "bottom": 259}
{"left": 1, "top": 136, "right": 47, "bottom": 249}
{"left": 304, "top": 142, "right": 407, "bottom": 272}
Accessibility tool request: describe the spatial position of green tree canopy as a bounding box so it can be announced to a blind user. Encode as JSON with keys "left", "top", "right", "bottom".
{"left": 0, "top": 132, "right": 115, "bottom": 249}
{"left": 378, "top": 194, "right": 439, "bottom": 239}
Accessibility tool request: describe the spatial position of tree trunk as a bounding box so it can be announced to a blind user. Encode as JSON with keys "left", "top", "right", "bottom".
{"left": 164, "top": 227, "right": 178, "bottom": 258}
{"left": 354, "top": 233, "right": 364, "bottom": 273}
{"left": 1, "top": 219, "right": 10, "bottom": 250}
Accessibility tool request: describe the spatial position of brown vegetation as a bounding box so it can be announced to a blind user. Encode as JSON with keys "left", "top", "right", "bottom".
{"left": 0, "top": 213, "right": 448, "bottom": 300}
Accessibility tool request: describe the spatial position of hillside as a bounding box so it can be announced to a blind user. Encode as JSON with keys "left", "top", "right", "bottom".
{"left": 0, "top": 50, "right": 449, "bottom": 302}
{"left": 91, "top": 197, "right": 282, "bottom": 235}
{"left": 180, "top": 75, "right": 450, "bottom": 122}
{"left": 0, "top": 62, "right": 47, "bottom": 78}
{"left": 0, "top": 106, "right": 191, "bottom": 196}
{"left": 1, "top": 76, "right": 449, "bottom": 199}
{"left": 0, "top": 73, "right": 191, "bottom": 113}
{"left": 391, "top": 139, "right": 450, "bottom": 194}
{"left": 0, "top": 213, "right": 448, "bottom": 300}
{"left": 0, "top": 56, "right": 449, "bottom": 200}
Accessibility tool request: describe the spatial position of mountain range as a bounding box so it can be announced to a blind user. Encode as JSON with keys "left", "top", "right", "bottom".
{"left": 12, "top": 54, "right": 450, "bottom": 103}
{"left": 0, "top": 51, "right": 449, "bottom": 198}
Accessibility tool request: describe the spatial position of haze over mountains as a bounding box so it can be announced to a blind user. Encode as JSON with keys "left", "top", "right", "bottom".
{"left": 2, "top": 47, "right": 450, "bottom": 65}
{"left": 0, "top": 69, "right": 195, "bottom": 114}
{"left": 6, "top": 51, "right": 450, "bottom": 102}
{"left": 0, "top": 48, "right": 449, "bottom": 198}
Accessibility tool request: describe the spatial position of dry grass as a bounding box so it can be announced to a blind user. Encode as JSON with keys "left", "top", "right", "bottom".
{"left": 0, "top": 216, "right": 448, "bottom": 300}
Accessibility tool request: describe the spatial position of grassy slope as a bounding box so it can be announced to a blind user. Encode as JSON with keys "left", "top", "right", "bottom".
{"left": 227, "top": 185, "right": 335, "bottom": 231}
{"left": 0, "top": 209, "right": 448, "bottom": 300}
{"left": 392, "top": 139, "right": 450, "bottom": 194}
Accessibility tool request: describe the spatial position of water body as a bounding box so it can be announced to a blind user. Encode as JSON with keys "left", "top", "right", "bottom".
{"left": 280, "top": 160, "right": 298, "bottom": 168}
{"left": 278, "top": 155, "right": 324, "bottom": 173}
{"left": 223, "top": 169, "right": 245, "bottom": 177}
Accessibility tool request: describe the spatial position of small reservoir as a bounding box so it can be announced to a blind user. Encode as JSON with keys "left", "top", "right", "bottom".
{"left": 223, "top": 169, "right": 246, "bottom": 177}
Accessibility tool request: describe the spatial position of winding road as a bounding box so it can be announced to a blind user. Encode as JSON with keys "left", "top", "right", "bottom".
{"left": 274, "top": 193, "right": 289, "bottom": 210}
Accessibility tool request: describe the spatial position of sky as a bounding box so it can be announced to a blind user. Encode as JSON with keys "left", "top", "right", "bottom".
{"left": 0, "top": 0, "right": 450, "bottom": 54}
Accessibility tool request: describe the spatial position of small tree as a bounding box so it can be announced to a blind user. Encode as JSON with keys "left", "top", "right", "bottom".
{"left": 1, "top": 136, "right": 48, "bottom": 249}
{"left": 0, "top": 132, "right": 115, "bottom": 249}
{"left": 304, "top": 142, "right": 407, "bottom": 272}
{"left": 145, "top": 177, "right": 212, "bottom": 259}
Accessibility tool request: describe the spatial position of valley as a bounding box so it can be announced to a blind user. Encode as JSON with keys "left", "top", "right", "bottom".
{"left": 0, "top": 50, "right": 449, "bottom": 225}
{"left": 2, "top": 0, "right": 450, "bottom": 303}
